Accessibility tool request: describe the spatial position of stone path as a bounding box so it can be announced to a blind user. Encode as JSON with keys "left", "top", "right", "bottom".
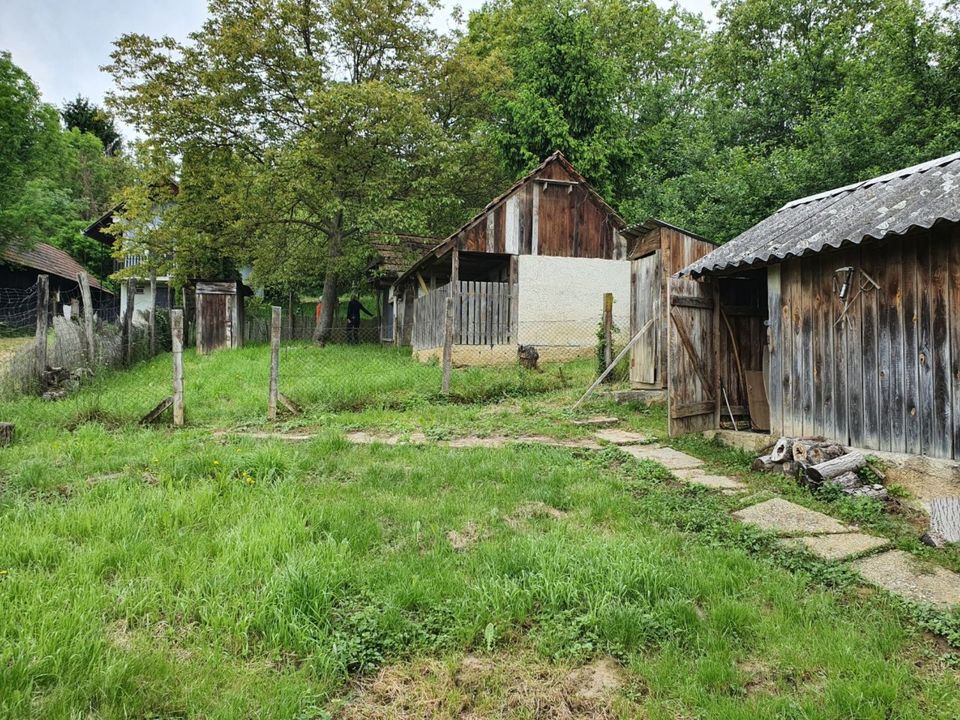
{"left": 223, "top": 423, "right": 960, "bottom": 611}
{"left": 733, "top": 498, "right": 851, "bottom": 535}
{"left": 854, "top": 551, "right": 960, "bottom": 609}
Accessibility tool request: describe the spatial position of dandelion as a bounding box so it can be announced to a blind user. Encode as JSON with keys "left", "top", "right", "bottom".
{"left": 212, "top": 460, "right": 220, "bottom": 466}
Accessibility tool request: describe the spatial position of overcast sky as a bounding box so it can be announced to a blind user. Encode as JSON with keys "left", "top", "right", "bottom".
{"left": 1, "top": 0, "right": 716, "bottom": 112}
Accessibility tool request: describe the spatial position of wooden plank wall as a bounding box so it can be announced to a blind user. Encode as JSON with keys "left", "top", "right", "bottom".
{"left": 412, "top": 284, "right": 451, "bottom": 350}
{"left": 456, "top": 158, "right": 625, "bottom": 260}
{"left": 456, "top": 281, "right": 513, "bottom": 346}
{"left": 768, "top": 224, "right": 960, "bottom": 459}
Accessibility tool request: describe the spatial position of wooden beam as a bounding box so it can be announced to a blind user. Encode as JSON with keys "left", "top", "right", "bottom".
{"left": 416, "top": 272, "right": 429, "bottom": 295}
{"left": 670, "top": 294, "right": 714, "bottom": 310}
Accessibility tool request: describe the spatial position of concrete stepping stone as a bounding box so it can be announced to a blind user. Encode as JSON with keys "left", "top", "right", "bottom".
{"left": 673, "top": 469, "right": 747, "bottom": 493}
{"left": 572, "top": 416, "right": 620, "bottom": 427}
{"left": 780, "top": 532, "right": 888, "bottom": 561}
{"left": 622, "top": 445, "right": 703, "bottom": 470}
{"left": 595, "top": 429, "right": 649, "bottom": 445}
{"left": 732, "top": 498, "right": 851, "bottom": 535}
{"left": 853, "top": 550, "right": 960, "bottom": 609}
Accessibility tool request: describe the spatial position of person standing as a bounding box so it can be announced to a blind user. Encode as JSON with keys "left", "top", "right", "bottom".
{"left": 346, "top": 294, "right": 373, "bottom": 344}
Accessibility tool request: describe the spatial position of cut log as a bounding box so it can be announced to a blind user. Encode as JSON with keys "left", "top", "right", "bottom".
{"left": 0, "top": 422, "right": 13, "bottom": 447}
{"left": 771, "top": 437, "right": 796, "bottom": 463}
{"left": 929, "top": 497, "right": 960, "bottom": 544}
{"left": 826, "top": 471, "right": 861, "bottom": 491}
{"left": 781, "top": 461, "right": 800, "bottom": 478}
{"left": 792, "top": 440, "right": 845, "bottom": 466}
{"left": 752, "top": 454, "right": 776, "bottom": 472}
{"left": 806, "top": 452, "right": 866, "bottom": 484}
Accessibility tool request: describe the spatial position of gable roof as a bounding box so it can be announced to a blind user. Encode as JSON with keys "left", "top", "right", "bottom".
{"left": 368, "top": 235, "right": 440, "bottom": 278}
{"left": 2, "top": 242, "right": 109, "bottom": 291}
{"left": 395, "top": 151, "right": 625, "bottom": 285}
{"left": 684, "top": 151, "right": 960, "bottom": 278}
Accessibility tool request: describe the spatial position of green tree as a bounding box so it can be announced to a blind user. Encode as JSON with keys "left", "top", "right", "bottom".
{"left": 106, "top": 0, "right": 456, "bottom": 342}
{"left": 61, "top": 95, "right": 122, "bottom": 154}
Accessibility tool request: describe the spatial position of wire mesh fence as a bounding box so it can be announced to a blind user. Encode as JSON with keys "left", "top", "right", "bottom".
{"left": 2, "top": 281, "right": 634, "bottom": 429}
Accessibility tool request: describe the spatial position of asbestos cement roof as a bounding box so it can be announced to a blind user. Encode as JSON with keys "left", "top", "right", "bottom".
{"left": 684, "top": 151, "right": 960, "bottom": 277}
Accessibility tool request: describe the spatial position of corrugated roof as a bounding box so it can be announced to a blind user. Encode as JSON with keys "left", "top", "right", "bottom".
{"left": 2, "top": 242, "right": 109, "bottom": 291}
{"left": 683, "top": 151, "right": 960, "bottom": 277}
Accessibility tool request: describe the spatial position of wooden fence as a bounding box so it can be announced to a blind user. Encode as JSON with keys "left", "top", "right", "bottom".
{"left": 412, "top": 281, "right": 513, "bottom": 349}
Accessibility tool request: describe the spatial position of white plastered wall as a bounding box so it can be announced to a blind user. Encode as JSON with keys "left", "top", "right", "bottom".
{"left": 516, "top": 255, "right": 631, "bottom": 351}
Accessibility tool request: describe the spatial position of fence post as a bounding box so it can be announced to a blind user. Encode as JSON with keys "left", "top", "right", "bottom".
{"left": 35, "top": 274, "right": 49, "bottom": 384}
{"left": 269, "top": 305, "right": 281, "bottom": 420}
{"left": 441, "top": 294, "right": 455, "bottom": 395}
{"left": 123, "top": 278, "right": 136, "bottom": 366}
{"left": 602, "top": 292, "right": 614, "bottom": 381}
{"left": 149, "top": 270, "right": 157, "bottom": 356}
{"left": 78, "top": 272, "right": 96, "bottom": 366}
{"left": 171, "top": 309, "right": 185, "bottom": 426}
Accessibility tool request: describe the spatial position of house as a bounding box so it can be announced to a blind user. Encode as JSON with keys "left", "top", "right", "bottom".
{"left": 624, "top": 219, "right": 717, "bottom": 392}
{"left": 83, "top": 194, "right": 176, "bottom": 322}
{"left": 1, "top": 242, "right": 113, "bottom": 322}
{"left": 393, "top": 152, "right": 631, "bottom": 364}
{"left": 679, "top": 151, "right": 960, "bottom": 460}
{"left": 368, "top": 235, "right": 439, "bottom": 344}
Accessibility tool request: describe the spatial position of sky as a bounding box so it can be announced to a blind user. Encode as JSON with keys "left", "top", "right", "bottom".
{"left": 0, "top": 0, "right": 717, "bottom": 113}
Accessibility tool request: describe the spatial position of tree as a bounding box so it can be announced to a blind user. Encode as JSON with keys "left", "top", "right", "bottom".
{"left": 105, "top": 0, "right": 453, "bottom": 342}
{"left": 61, "top": 95, "right": 122, "bottom": 154}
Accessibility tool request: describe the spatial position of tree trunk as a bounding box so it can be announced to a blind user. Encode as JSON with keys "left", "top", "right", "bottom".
{"left": 771, "top": 437, "right": 796, "bottom": 463}
{"left": 313, "top": 222, "right": 342, "bottom": 345}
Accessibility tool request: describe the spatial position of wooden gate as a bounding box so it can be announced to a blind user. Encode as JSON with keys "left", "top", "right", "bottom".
{"left": 667, "top": 274, "right": 718, "bottom": 436}
{"left": 630, "top": 252, "right": 661, "bottom": 385}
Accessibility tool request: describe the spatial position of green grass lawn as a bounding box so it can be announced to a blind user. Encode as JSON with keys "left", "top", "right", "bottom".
{"left": 1, "top": 344, "right": 959, "bottom": 719}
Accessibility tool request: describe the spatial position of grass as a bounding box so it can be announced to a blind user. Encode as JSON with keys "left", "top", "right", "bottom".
{"left": 1, "top": 344, "right": 959, "bottom": 718}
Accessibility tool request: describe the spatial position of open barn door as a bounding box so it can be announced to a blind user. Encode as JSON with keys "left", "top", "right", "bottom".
{"left": 668, "top": 274, "right": 718, "bottom": 436}
{"left": 630, "top": 252, "right": 661, "bottom": 385}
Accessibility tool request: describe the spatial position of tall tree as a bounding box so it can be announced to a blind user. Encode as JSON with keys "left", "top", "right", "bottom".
{"left": 61, "top": 95, "right": 122, "bottom": 154}
{"left": 106, "top": 0, "right": 449, "bottom": 342}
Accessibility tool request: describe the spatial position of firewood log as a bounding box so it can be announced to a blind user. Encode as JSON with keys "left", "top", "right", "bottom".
{"left": 752, "top": 454, "right": 776, "bottom": 472}
{"left": 771, "top": 437, "right": 795, "bottom": 463}
{"left": 792, "top": 440, "right": 845, "bottom": 465}
{"left": 806, "top": 452, "right": 866, "bottom": 485}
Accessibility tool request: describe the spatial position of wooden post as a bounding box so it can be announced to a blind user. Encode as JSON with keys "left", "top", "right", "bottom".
{"left": 149, "top": 270, "right": 157, "bottom": 356}
{"left": 441, "top": 295, "right": 455, "bottom": 395}
{"left": 78, "top": 271, "right": 96, "bottom": 365}
{"left": 123, "top": 278, "right": 136, "bottom": 366}
{"left": 451, "top": 246, "right": 460, "bottom": 344}
{"left": 171, "top": 309, "right": 185, "bottom": 426}
{"left": 35, "top": 274, "right": 49, "bottom": 383}
{"left": 0, "top": 422, "right": 14, "bottom": 447}
{"left": 269, "top": 305, "right": 281, "bottom": 420}
{"left": 602, "top": 292, "right": 613, "bottom": 379}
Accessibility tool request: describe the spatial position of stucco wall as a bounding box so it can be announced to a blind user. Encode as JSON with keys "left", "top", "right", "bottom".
{"left": 517, "top": 255, "right": 631, "bottom": 348}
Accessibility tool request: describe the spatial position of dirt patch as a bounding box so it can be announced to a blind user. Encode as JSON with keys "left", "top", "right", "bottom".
{"left": 507, "top": 501, "right": 568, "bottom": 528}
{"left": 334, "top": 652, "right": 635, "bottom": 719}
{"left": 447, "top": 522, "right": 484, "bottom": 551}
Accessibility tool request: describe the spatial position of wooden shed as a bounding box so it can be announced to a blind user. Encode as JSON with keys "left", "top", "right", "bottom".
{"left": 624, "top": 220, "right": 717, "bottom": 392}
{"left": 393, "top": 152, "right": 631, "bottom": 364}
{"left": 681, "top": 151, "right": 960, "bottom": 459}
{"left": 194, "top": 280, "right": 244, "bottom": 354}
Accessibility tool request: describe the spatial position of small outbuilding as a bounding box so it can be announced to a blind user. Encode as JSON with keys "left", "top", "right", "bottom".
{"left": 681, "top": 151, "right": 960, "bottom": 460}
{"left": 194, "top": 280, "right": 244, "bottom": 354}
{"left": 393, "top": 151, "right": 631, "bottom": 364}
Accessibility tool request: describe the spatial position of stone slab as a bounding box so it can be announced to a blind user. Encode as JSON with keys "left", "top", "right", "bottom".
{"left": 702, "top": 430, "right": 777, "bottom": 455}
{"left": 572, "top": 416, "right": 620, "bottom": 427}
{"left": 853, "top": 550, "right": 960, "bottom": 609}
{"left": 676, "top": 473, "right": 748, "bottom": 492}
{"left": 622, "top": 445, "right": 703, "bottom": 469}
{"left": 732, "top": 498, "right": 851, "bottom": 535}
{"left": 595, "top": 429, "right": 650, "bottom": 445}
{"left": 780, "top": 532, "right": 888, "bottom": 561}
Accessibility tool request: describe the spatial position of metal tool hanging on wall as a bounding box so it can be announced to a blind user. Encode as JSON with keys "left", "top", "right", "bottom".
{"left": 833, "top": 265, "right": 880, "bottom": 326}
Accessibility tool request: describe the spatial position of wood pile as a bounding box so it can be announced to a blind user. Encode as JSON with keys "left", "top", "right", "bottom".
{"left": 753, "top": 437, "right": 888, "bottom": 500}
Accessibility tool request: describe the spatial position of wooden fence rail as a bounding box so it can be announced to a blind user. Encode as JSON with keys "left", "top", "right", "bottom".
{"left": 412, "top": 281, "right": 513, "bottom": 350}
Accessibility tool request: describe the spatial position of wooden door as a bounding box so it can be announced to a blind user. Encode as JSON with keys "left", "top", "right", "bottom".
{"left": 630, "top": 252, "right": 661, "bottom": 385}
{"left": 667, "top": 274, "right": 718, "bottom": 436}
{"left": 198, "top": 293, "right": 227, "bottom": 353}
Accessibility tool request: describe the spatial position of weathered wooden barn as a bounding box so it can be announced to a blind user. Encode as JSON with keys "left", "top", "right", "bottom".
{"left": 367, "top": 235, "right": 438, "bottom": 344}
{"left": 1, "top": 242, "right": 113, "bottom": 321}
{"left": 681, "top": 151, "right": 960, "bottom": 460}
{"left": 393, "top": 152, "right": 631, "bottom": 364}
{"left": 624, "top": 219, "right": 717, "bottom": 392}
